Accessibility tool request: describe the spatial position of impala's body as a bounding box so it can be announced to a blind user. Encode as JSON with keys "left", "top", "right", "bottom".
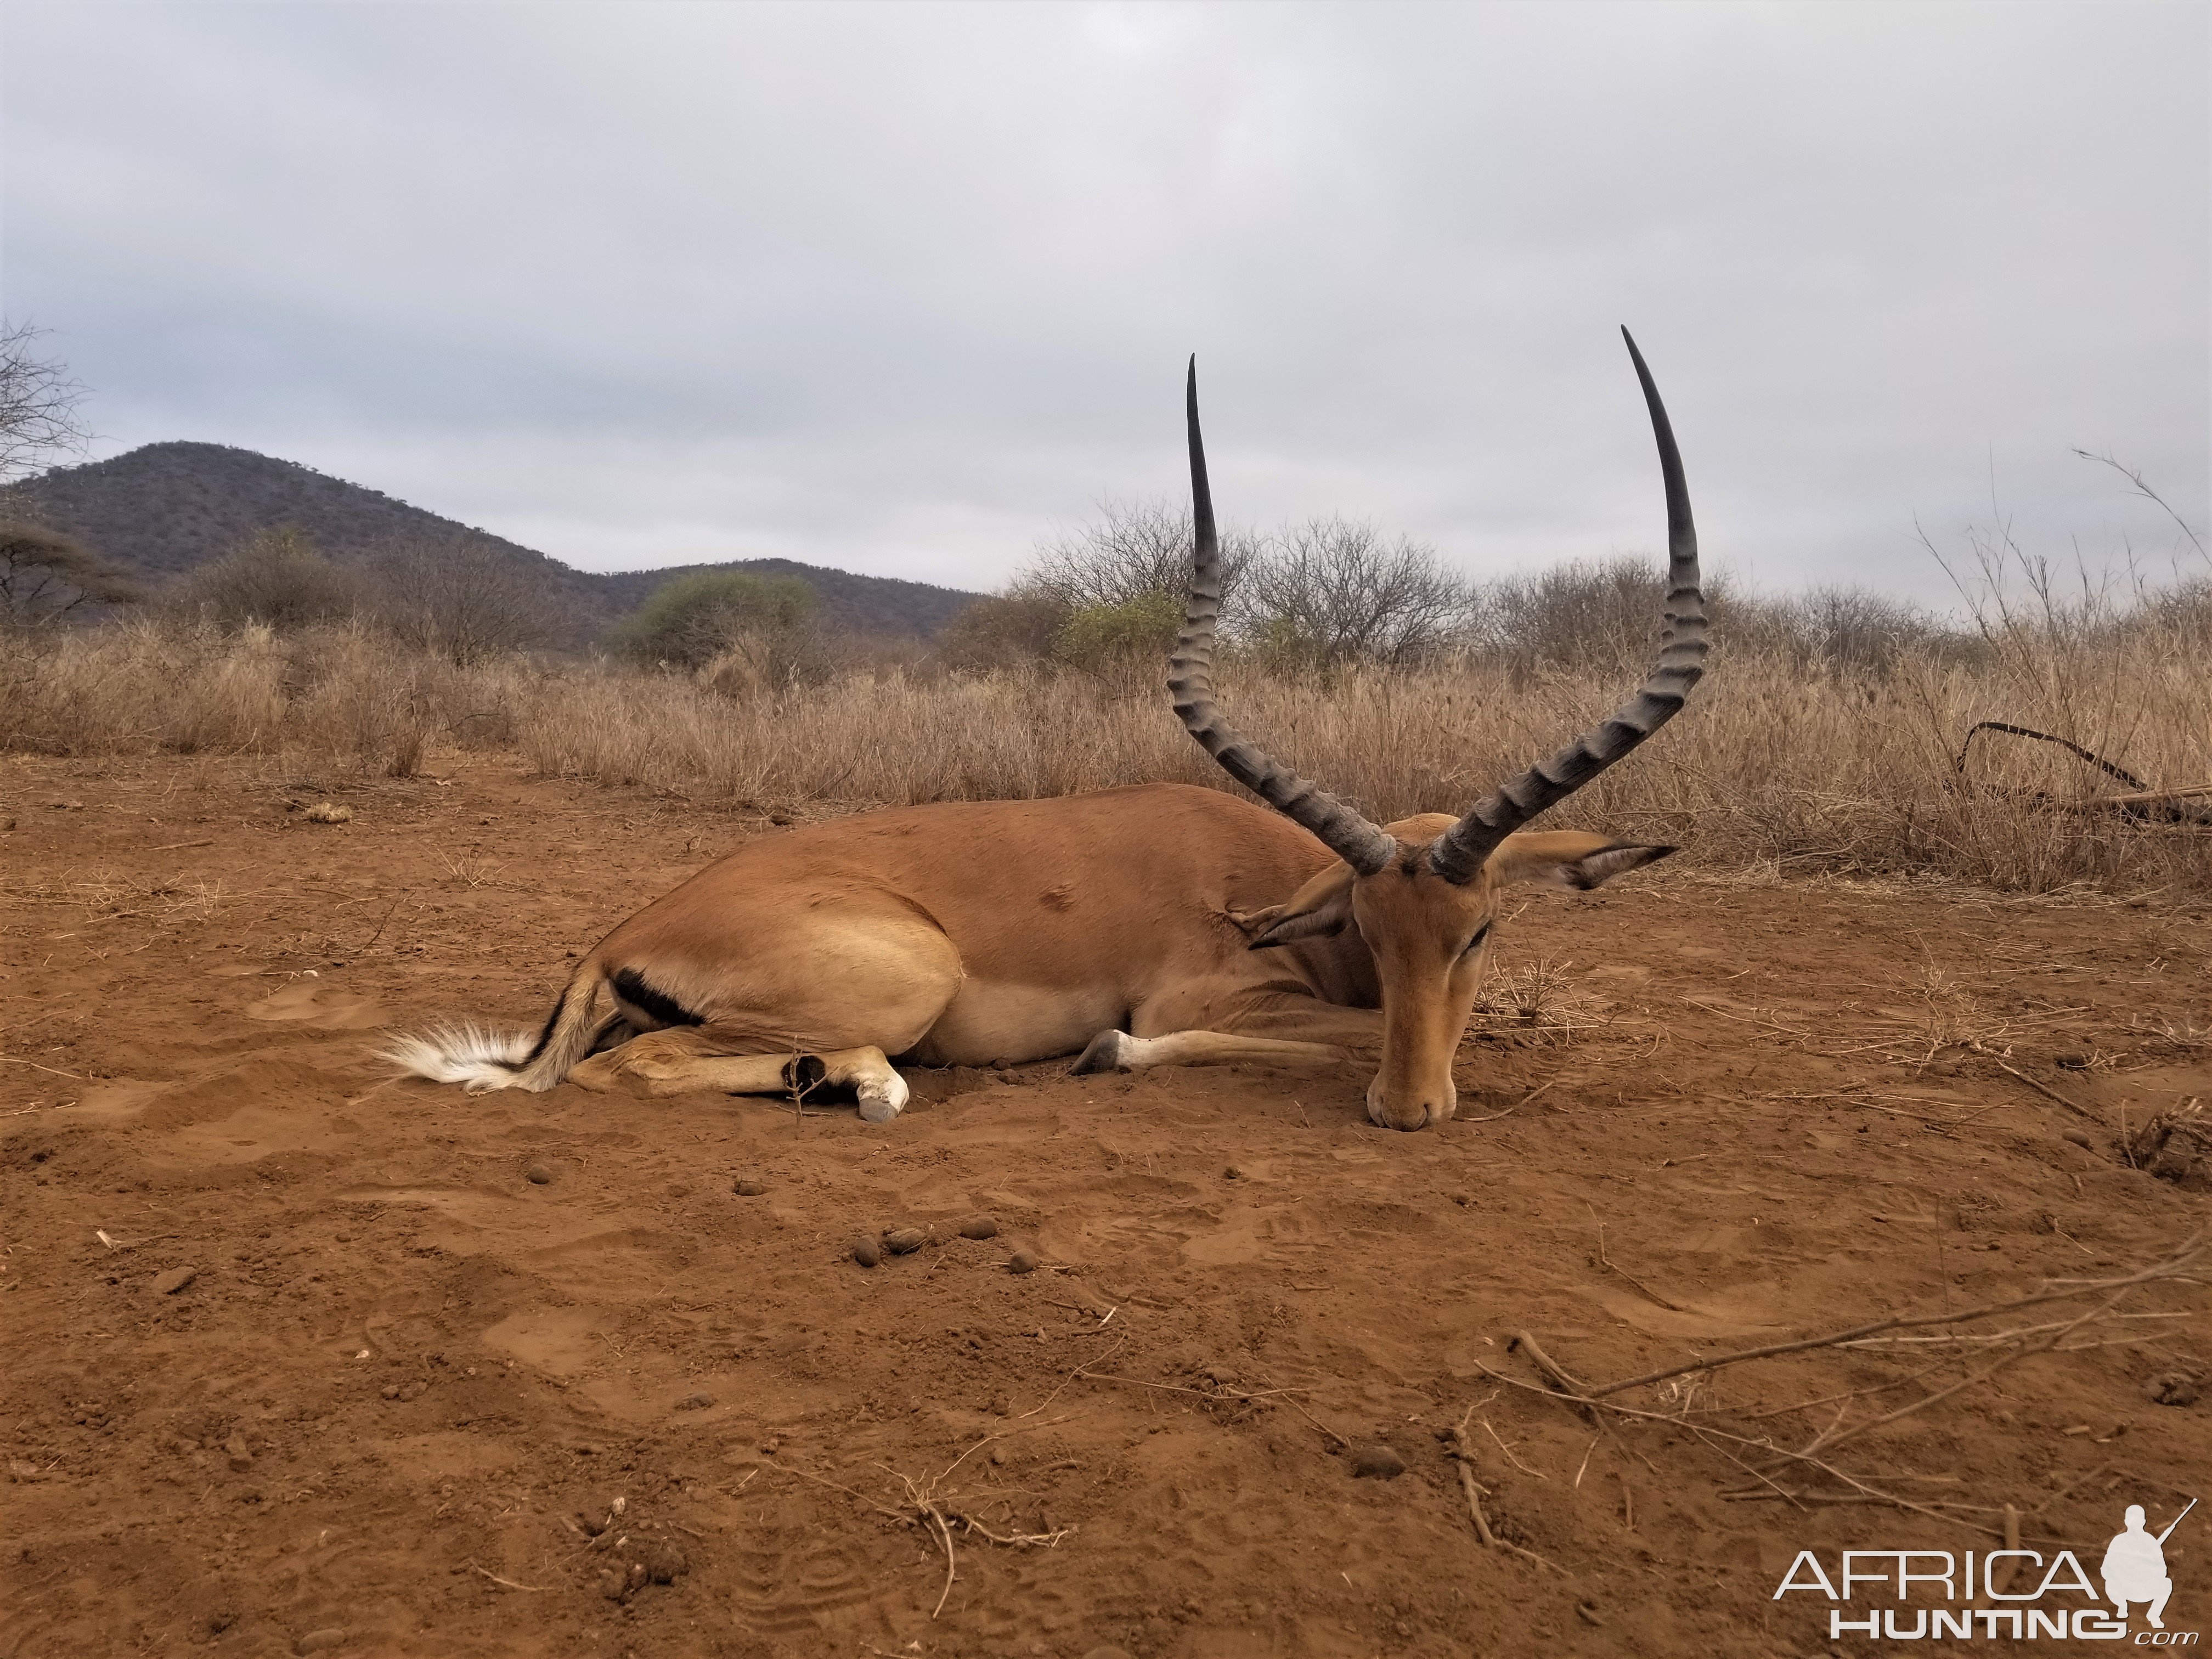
{"left": 391, "top": 331, "right": 1706, "bottom": 1129}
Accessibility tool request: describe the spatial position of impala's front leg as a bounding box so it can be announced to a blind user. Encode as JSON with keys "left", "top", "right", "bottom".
{"left": 1069, "top": 986, "right": 1379, "bottom": 1077}
{"left": 1070, "top": 1028, "right": 1355, "bottom": 1074}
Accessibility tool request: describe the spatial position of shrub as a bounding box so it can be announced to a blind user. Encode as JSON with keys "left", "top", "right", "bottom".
{"left": 936, "top": 589, "right": 1070, "bottom": 671}
{"left": 363, "top": 532, "right": 560, "bottom": 665}
{"left": 612, "top": 571, "right": 815, "bottom": 673}
{"left": 1056, "top": 591, "right": 1182, "bottom": 672}
{"left": 173, "top": 524, "right": 358, "bottom": 630}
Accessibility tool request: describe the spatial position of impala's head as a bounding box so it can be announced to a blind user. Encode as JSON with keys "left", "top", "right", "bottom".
{"left": 1172, "top": 330, "right": 1706, "bottom": 1130}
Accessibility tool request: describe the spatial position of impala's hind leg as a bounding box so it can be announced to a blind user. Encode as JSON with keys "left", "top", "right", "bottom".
{"left": 571, "top": 1032, "right": 910, "bottom": 1121}
{"left": 568, "top": 895, "right": 960, "bottom": 1122}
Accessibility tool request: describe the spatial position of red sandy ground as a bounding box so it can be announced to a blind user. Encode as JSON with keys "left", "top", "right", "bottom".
{"left": 2, "top": 753, "right": 2207, "bottom": 1659}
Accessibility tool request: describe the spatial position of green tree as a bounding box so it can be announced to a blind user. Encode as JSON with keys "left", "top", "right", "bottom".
{"left": 614, "top": 571, "right": 816, "bottom": 671}
{"left": 1055, "top": 590, "right": 1182, "bottom": 673}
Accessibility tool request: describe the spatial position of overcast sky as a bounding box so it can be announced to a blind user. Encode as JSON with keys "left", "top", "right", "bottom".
{"left": 5, "top": 2, "right": 2206, "bottom": 602}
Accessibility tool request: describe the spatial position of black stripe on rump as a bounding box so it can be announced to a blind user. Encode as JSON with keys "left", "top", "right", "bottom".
{"left": 520, "top": 984, "right": 571, "bottom": 1064}
{"left": 612, "top": 967, "right": 704, "bottom": 1029}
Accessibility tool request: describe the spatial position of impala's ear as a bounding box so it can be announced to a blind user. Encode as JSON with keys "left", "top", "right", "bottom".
{"left": 1486, "top": 831, "right": 1678, "bottom": 892}
{"left": 1237, "top": 861, "right": 1356, "bottom": 948}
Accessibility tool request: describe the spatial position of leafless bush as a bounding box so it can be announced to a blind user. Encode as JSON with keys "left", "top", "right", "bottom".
{"left": 1237, "top": 516, "right": 1475, "bottom": 668}
{"left": 363, "top": 531, "right": 560, "bottom": 664}
{"left": 1026, "top": 499, "right": 1261, "bottom": 613}
{"left": 1472, "top": 556, "right": 1690, "bottom": 673}
{"left": 935, "top": 590, "right": 1071, "bottom": 671}
{"left": 1743, "top": 586, "right": 1954, "bottom": 675}
{"left": 173, "top": 524, "right": 360, "bottom": 631}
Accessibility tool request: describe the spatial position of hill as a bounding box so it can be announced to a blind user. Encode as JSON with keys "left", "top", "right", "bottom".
{"left": 12, "top": 441, "right": 982, "bottom": 639}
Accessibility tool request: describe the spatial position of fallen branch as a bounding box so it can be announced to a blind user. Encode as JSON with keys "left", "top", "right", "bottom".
{"left": 0, "top": 1053, "right": 89, "bottom": 1081}
{"left": 1475, "top": 1362, "right": 2007, "bottom": 1541}
{"left": 1971, "top": 1043, "right": 2101, "bottom": 1122}
{"left": 1448, "top": 1401, "right": 1565, "bottom": 1573}
{"left": 469, "top": 1564, "right": 547, "bottom": 1592}
{"left": 1584, "top": 1238, "right": 2202, "bottom": 1398}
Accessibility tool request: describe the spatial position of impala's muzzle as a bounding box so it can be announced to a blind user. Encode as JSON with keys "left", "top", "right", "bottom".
{"left": 1367, "top": 1073, "right": 1456, "bottom": 1132}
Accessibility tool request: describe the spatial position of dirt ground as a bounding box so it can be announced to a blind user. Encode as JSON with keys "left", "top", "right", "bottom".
{"left": 3, "top": 752, "right": 2208, "bottom": 1659}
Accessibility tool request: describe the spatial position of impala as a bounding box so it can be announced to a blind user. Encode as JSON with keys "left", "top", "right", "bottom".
{"left": 389, "top": 330, "right": 1706, "bottom": 1130}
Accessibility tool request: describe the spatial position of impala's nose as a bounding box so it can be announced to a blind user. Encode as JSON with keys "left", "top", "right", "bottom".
{"left": 1366, "top": 1077, "right": 1452, "bottom": 1132}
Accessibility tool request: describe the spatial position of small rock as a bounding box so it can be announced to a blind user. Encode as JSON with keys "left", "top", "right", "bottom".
{"left": 958, "top": 1216, "right": 999, "bottom": 1240}
{"left": 1008, "top": 1247, "right": 1041, "bottom": 1275}
{"left": 882, "top": 1227, "right": 927, "bottom": 1255}
{"left": 2061, "top": 1128, "right": 2095, "bottom": 1149}
{"left": 295, "top": 1630, "right": 348, "bottom": 1655}
{"left": 1576, "top": 1601, "right": 1606, "bottom": 1627}
{"left": 526, "top": 1164, "right": 553, "bottom": 1184}
{"left": 611, "top": 1494, "right": 627, "bottom": 1516}
{"left": 150, "top": 1266, "right": 197, "bottom": 1295}
{"left": 1349, "top": 1443, "right": 1406, "bottom": 1480}
{"left": 675, "top": 1392, "right": 715, "bottom": 1411}
{"left": 380, "top": 1385, "right": 400, "bottom": 1401}
{"left": 732, "top": 1178, "right": 768, "bottom": 1197}
{"left": 852, "top": 1235, "right": 882, "bottom": 1268}
{"left": 1223, "top": 1165, "right": 1243, "bottom": 1180}
{"left": 577, "top": 1510, "right": 608, "bottom": 1537}
{"left": 2147, "top": 1371, "right": 2201, "bottom": 1407}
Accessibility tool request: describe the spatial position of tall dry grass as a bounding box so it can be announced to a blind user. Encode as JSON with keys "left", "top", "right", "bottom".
{"left": 5, "top": 596, "right": 2208, "bottom": 895}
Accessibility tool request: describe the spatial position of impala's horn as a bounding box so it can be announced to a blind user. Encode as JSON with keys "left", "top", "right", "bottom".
{"left": 1426, "top": 329, "right": 1707, "bottom": 885}
{"left": 1167, "top": 358, "right": 1398, "bottom": 876}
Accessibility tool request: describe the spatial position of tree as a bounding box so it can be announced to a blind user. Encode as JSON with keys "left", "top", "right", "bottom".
{"left": 613, "top": 571, "right": 816, "bottom": 673}
{"left": 1055, "top": 591, "right": 1184, "bottom": 673}
{"left": 176, "top": 524, "right": 359, "bottom": 630}
{"left": 1237, "top": 517, "right": 1474, "bottom": 668}
{"left": 365, "top": 532, "right": 560, "bottom": 664}
{"left": 935, "top": 589, "right": 1071, "bottom": 671}
{"left": 0, "top": 517, "right": 142, "bottom": 627}
{"left": 0, "top": 321, "right": 92, "bottom": 484}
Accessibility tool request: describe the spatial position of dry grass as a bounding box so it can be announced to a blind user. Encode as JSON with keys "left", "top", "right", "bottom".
{"left": 4, "top": 603, "right": 2208, "bottom": 896}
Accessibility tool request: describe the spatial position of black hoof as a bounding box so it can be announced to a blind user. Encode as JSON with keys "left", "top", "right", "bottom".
{"left": 1068, "top": 1030, "right": 1125, "bottom": 1076}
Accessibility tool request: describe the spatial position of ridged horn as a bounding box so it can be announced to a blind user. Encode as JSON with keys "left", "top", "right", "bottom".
{"left": 1168, "top": 357, "right": 1398, "bottom": 876}
{"left": 1426, "top": 328, "right": 1707, "bottom": 885}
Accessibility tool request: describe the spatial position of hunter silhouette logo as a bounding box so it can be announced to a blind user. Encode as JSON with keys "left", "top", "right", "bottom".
{"left": 2106, "top": 1499, "right": 2193, "bottom": 1630}
{"left": 1772, "top": 1494, "right": 2199, "bottom": 1643}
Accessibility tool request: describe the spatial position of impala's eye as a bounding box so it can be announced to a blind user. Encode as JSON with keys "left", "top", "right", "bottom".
{"left": 1459, "top": 923, "right": 1492, "bottom": 958}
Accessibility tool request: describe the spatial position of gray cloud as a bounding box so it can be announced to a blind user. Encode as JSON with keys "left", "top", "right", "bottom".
{"left": 7, "top": 1, "right": 2205, "bottom": 602}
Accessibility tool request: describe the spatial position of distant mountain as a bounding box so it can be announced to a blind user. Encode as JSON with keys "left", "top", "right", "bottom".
{"left": 13, "top": 441, "right": 982, "bottom": 639}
